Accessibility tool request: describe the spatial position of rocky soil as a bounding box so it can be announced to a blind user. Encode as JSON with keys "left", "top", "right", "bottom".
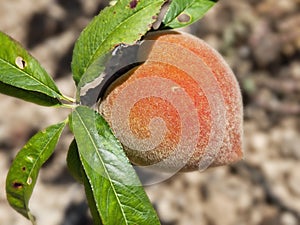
{"left": 0, "top": 0, "right": 300, "bottom": 225}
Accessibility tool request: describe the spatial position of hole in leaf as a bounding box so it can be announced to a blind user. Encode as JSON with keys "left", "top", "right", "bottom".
{"left": 27, "top": 177, "right": 32, "bottom": 185}
{"left": 13, "top": 181, "right": 23, "bottom": 189}
{"left": 15, "top": 56, "right": 27, "bottom": 69}
{"left": 22, "top": 166, "right": 26, "bottom": 171}
{"left": 177, "top": 13, "right": 191, "bottom": 23}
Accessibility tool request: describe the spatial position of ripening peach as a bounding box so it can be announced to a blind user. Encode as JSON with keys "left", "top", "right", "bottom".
{"left": 99, "top": 31, "right": 243, "bottom": 172}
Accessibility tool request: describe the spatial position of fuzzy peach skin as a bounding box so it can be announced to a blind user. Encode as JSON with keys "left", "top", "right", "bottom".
{"left": 99, "top": 31, "right": 243, "bottom": 172}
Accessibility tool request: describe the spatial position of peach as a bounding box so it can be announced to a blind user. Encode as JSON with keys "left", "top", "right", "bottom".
{"left": 99, "top": 31, "right": 243, "bottom": 172}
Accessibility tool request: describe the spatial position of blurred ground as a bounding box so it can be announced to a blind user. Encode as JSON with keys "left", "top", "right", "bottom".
{"left": 0, "top": 0, "right": 300, "bottom": 225}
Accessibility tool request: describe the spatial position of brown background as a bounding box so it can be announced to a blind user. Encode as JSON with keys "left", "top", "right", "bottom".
{"left": 0, "top": 0, "right": 300, "bottom": 225}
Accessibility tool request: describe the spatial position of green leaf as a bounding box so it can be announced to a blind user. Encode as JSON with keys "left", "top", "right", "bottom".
{"left": 0, "top": 31, "right": 63, "bottom": 101}
{"left": 67, "top": 140, "right": 103, "bottom": 224}
{"left": 0, "top": 81, "right": 61, "bottom": 107}
{"left": 70, "top": 106, "right": 160, "bottom": 225}
{"left": 67, "top": 139, "right": 84, "bottom": 184}
{"left": 71, "top": 0, "right": 165, "bottom": 89}
{"left": 82, "top": 168, "right": 103, "bottom": 225}
{"left": 162, "top": 0, "right": 217, "bottom": 29}
{"left": 6, "top": 122, "right": 66, "bottom": 222}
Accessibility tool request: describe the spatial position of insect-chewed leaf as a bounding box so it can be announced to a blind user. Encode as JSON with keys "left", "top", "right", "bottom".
{"left": 0, "top": 32, "right": 63, "bottom": 103}
{"left": 162, "top": 0, "right": 217, "bottom": 29}
{"left": 71, "top": 0, "right": 165, "bottom": 91}
{"left": 6, "top": 122, "right": 66, "bottom": 221}
{"left": 70, "top": 106, "right": 160, "bottom": 225}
